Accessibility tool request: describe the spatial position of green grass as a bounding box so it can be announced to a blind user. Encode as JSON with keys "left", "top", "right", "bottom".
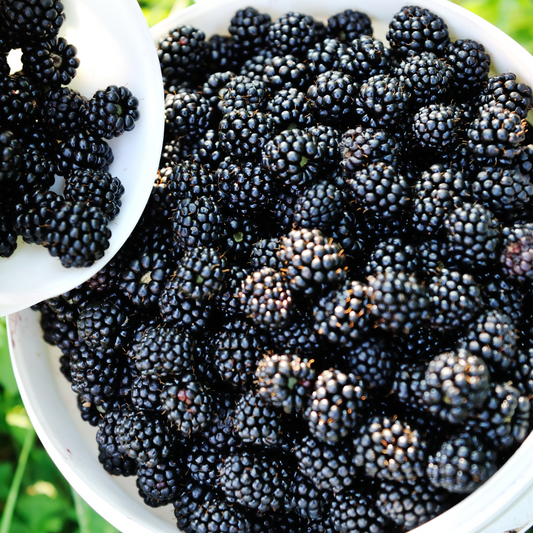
{"left": 2, "top": 0, "right": 533, "bottom": 532}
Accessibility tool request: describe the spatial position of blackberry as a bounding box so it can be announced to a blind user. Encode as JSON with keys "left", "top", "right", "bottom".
{"left": 265, "top": 88, "right": 316, "bottom": 131}
{"left": 277, "top": 228, "right": 347, "bottom": 298}
{"left": 0, "top": 213, "right": 17, "bottom": 257}
{"left": 228, "top": 7, "right": 272, "bottom": 60}
{"left": 205, "top": 34, "right": 240, "bottom": 73}
{"left": 500, "top": 222, "right": 533, "bottom": 283}
{"left": 239, "top": 49, "right": 276, "bottom": 81}
{"left": 160, "top": 373, "right": 214, "bottom": 436}
{"left": 480, "top": 72, "right": 533, "bottom": 120}
{"left": 457, "top": 309, "right": 518, "bottom": 375}
{"left": 83, "top": 85, "right": 140, "bottom": 139}
{"left": 306, "top": 124, "right": 342, "bottom": 168}
{"left": 292, "top": 180, "right": 344, "bottom": 230}
{"left": 466, "top": 104, "right": 525, "bottom": 166}
{"left": 481, "top": 271, "right": 523, "bottom": 323}
{"left": 472, "top": 167, "right": 533, "bottom": 218}
{"left": 419, "top": 349, "right": 491, "bottom": 424}
{"left": 167, "top": 159, "right": 216, "bottom": 200}
{"left": 114, "top": 409, "right": 173, "bottom": 468}
{"left": 43, "top": 200, "right": 111, "bottom": 268}
{"left": 326, "top": 9, "right": 373, "bottom": 42}
{"left": 173, "top": 481, "right": 217, "bottom": 532}
{"left": 198, "top": 393, "right": 240, "bottom": 451}
{"left": 1, "top": 0, "right": 65, "bottom": 40}
{"left": 238, "top": 266, "right": 294, "bottom": 329}
{"left": 130, "top": 375, "right": 163, "bottom": 414}
{"left": 221, "top": 213, "right": 261, "bottom": 261}
{"left": 306, "top": 70, "right": 359, "bottom": 126}
{"left": 344, "top": 161, "right": 410, "bottom": 220}
{"left": 255, "top": 353, "right": 315, "bottom": 414}
{"left": 411, "top": 103, "right": 462, "bottom": 153}
{"left": 38, "top": 86, "right": 86, "bottom": 139}
{"left": 444, "top": 202, "right": 501, "bottom": 271}
{"left": 0, "top": 73, "right": 40, "bottom": 131}
{"left": 164, "top": 91, "right": 211, "bottom": 141}
{"left": 306, "top": 38, "right": 345, "bottom": 77}
{"left": 366, "top": 269, "right": 429, "bottom": 334}
{"left": 218, "top": 108, "right": 275, "bottom": 159}
{"left": 188, "top": 493, "right": 251, "bottom": 533}
{"left": 202, "top": 70, "right": 236, "bottom": 112}
{"left": 285, "top": 471, "right": 331, "bottom": 521}
{"left": 386, "top": 5, "right": 450, "bottom": 59}
{"left": 219, "top": 75, "right": 269, "bottom": 115}
{"left": 266, "top": 12, "right": 322, "bottom": 59}
{"left": 294, "top": 434, "right": 356, "bottom": 493}
{"left": 355, "top": 74, "right": 411, "bottom": 129}
{"left": 136, "top": 457, "right": 183, "bottom": 504}
{"left": 55, "top": 130, "right": 114, "bottom": 176}
{"left": 261, "top": 128, "right": 324, "bottom": 189}
{"left": 249, "top": 238, "right": 282, "bottom": 271}
{"left": 158, "top": 25, "right": 208, "bottom": 90}
{"left": 426, "top": 431, "right": 498, "bottom": 494}
{"left": 233, "top": 390, "right": 284, "bottom": 448}
{"left": 427, "top": 269, "right": 482, "bottom": 331}
{"left": 446, "top": 39, "right": 491, "bottom": 98}
{"left": 194, "top": 129, "right": 225, "bottom": 170}
{"left": 261, "top": 54, "right": 310, "bottom": 92}
{"left": 184, "top": 437, "right": 226, "bottom": 488}
{"left": 219, "top": 450, "right": 288, "bottom": 513}
{"left": 365, "top": 237, "right": 419, "bottom": 275}
{"left": 313, "top": 279, "right": 371, "bottom": 347}
{"left": 304, "top": 368, "right": 365, "bottom": 444}
{"left": 131, "top": 326, "right": 194, "bottom": 380}
{"left": 63, "top": 168, "right": 124, "bottom": 221}
{"left": 396, "top": 52, "right": 454, "bottom": 106}
{"left": 339, "top": 35, "right": 392, "bottom": 82}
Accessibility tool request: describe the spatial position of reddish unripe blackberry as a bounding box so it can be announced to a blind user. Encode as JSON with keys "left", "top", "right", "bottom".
{"left": 500, "top": 222, "right": 533, "bottom": 283}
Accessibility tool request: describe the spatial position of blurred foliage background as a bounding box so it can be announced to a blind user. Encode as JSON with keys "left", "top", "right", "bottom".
{"left": 1, "top": 0, "right": 533, "bottom": 532}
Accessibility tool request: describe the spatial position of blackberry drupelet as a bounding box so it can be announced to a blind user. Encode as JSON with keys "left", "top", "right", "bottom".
{"left": 228, "top": 6, "right": 272, "bottom": 61}
{"left": 265, "top": 88, "right": 316, "bottom": 131}
{"left": 43, "top": 200, "right": 111, "bottom": 268}
{"left": 386, "top": 5, "right": 450, "bottom": 59}
{"left": 500, "top": 222, "right": 533, "bottom": 283}
{"left": 304, "top": 368, "right": 365, "bottom": 444}
{"left": 326, "top": 9, "right": 373, "bottom": 42}
{"left": 480, "top": 72, "right": 533, "bottom": 120}
{"left": 164, "top": 91, "right": 211, "bottom": 141}
{"left": 426, "top": 431, "right": 498, "bottom": 494}
{"left": 63, "top": 168, "right": 124, "bottom": 221}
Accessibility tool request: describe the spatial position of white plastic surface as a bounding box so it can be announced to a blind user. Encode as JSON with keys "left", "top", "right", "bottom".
{"left": 0, "top": 0, "right": 165, "bottom": 318}
{"left": 8, "top": 0, "right": 533, "bottom": 532}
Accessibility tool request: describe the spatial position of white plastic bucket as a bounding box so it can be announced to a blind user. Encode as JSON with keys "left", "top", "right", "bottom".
{"left": 8, "top": 0, "right": 533, "bottom": 532}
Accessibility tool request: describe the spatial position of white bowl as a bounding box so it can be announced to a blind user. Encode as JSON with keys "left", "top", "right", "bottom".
{"left": 8, "top": 0, "right": 533, "bottom": 532}
{"left": 0, "top": 0, "right": 165, "bottom": 318}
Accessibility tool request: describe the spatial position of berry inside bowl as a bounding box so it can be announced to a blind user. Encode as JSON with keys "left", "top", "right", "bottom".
{"left": 7, "top": 0, "right": 533, "bottom": 532}
{"left": 0, "top": 0, "right": 164, "bottom": 317}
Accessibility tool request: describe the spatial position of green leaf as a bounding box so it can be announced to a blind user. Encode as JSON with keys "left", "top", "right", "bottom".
{"left": 72, "top": 489, "right": 120, "bottom": 533}
{"left": 0, "top": 317, "right": 19, "bottom": 398}
{"left": 0, "top": 462, "right": 14, "bottom": 500}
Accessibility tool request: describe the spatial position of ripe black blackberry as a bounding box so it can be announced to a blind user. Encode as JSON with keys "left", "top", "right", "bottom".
{"left": 83, "top": 85, "right": 140, "bottom": 139}
{"left": 0, "top": 213, "right": 17, "bottom": 257}
{"left": 500, "top": 222, "right": 533, "bottom": 283}
{"left": 205, "top": 34, "right": 241, "bottom": 73}
{"left": 466, "top": 104, "right": 525, "bottom": 166}
{"left": 1, "top": 0, "right": 65, "bottom": 40}
{"left": 55, "top": 130, "right": 114, "bottom": 176}
{"left": 278, "top": 227, "right": 347, "bottom": 298}
{"left": 218, "top": 75, "right": 269, "bottom": 115}
{"left": 396, "top": 52, "right": 454, "bottom": 106}
{"left": 239, "top": 49, "right": 276, "bottom": 81}
{"left": 306, "top": 124, "right": 342, "bottom": 168}
{"left": 266, "top": 11, "right": 322, "bottom": 59}
{"left": 228, "top": 6, "right": 272, "bottom": 61}
{"left": 221, "top": 213, "right": 262, "bottom": 262}
{"left": 365, "top": 237, "right": 419, "bottom": 275}
{"left": 426, "top": 431, "right": 498, "bottom": 494}
{"left": 327, "top": 9, "right": 373, "bottom": 42}
{"left": 261, "top": 128, "right": 324, "bottom": 189}
{"left": 43, "top": 200, "right": 111, "bottom": 268}
{"left": 419, "top": 349, "right": 491, "bottom": 424}
{"left": 63, "top": 168, "right": 124, "bottom": 221}
{"left": 218, "top": 108, "right": 275, "bottom": 159}
{"left": 446, "top": 39, "right": 491, "bottom": 98}
{"left": 313, "top": 279, "right": 371, "bottom": 347}
{"left": 202, "top": 70, "right": 236, "bottom": 112}
{"left": 233, "top": 390, "right": 284, "bottom": 448}
{"left": 427, "top": 269, "right": 482, "bottom": 331}
{"left": 265, "top": 88, "right": 316, "bottom": 131}
{"left": 480, "top": 72, "right": 533, "bottom": 120}
{"left": 386, "top": 5, "right": 450, "bottom": 59}
{"left": 285, "top": 471, "right": 331, "bottom": 521}
{"left": 292, "top": 180, "right": 344, "bottom": 230}
{"left": 131, "top": 326, "right": 194, "bottom": 380}
{"left": 457, "top": 309, "right": 518, "bottom": 375}
{"left": 160, "top": 373, "right": 214, "bottom": 436}
{"left": 411, "top": 103, "right": 462, "bottom": 153}
{"left": 481, "top": 271, "right": 523, "bottom": 323}
{"left": 173, "top": 246, "right": 227, "bottom": 301}
{"left": 171, "top": 195, "right": 225, "bottom": 250}
{"left": 238, "top": 266, "right": 294, "bottom": 329}
{"left": 188, "top": 493, "right": 251, "bottom": 533}
{"left": 158, "top": 25, "right": 208, "bottom": 90}
{"left": 304, "top": 368, "right": 365, "bottom": 444}
{"left": 130, "top": 375, "right": 163, "bottom": 413}
{"left": 306, "top": 37, "right": 344, "bottom": 77}
{"left": 306, "top": 70, "right": 359, "bottom": 126}
{"left": 261, "top": 54, "right": 310, "bottom": 92}
{"left": 114, "top": 409, "right": 174, "bottom": 468}
{"left": 219, "top": 450, "right": 288, "bottom": 513}
{"left": 136, "top": 456, "right": 183, "bottom": 505}
{"left": 444, "top": 202, "right": 501, "bottom": 271}
{"left": 166, "top": 159, "right": 216, "bottom": 200}
{"left": 249, "top": 238, "right": 282, "bottom": 271}
{"left": 339, "top": 35, "right": 392, "bottom": 82}
{"left": 184, "top": 436, "right": 227, "bottom": 489}
{"left": 340, "top": 126, "right": 400, "bottom": 173}
{"left": 39, "top": 86, "right": 87, "bottom": 140}
{"left": 164, "top": 91, "right": 211, "bottom": 141}
{"left": 294, "top": 434, "right": 356, "bottom": 493}
{"left": 354, "top": 74, "right": 411, "bottom": 129}
{"left": 344, "top": 161, "right": 410, "bottom": 220}
{"left": 0, "top": 73, "right": 40, "bottom": 131}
